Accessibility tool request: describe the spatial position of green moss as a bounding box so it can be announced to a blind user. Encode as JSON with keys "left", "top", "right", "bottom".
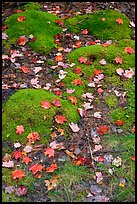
{"left": 105, "top": 94, "right": 117, "bottom": 109}
{"left": 4, "top": 10, "right": 62, "bottom": 54}
{"left": 64, "top": 9, "right": 133, "bottom": 40}
{"left": 22, "top": 2, "right": 41, "bottom": 10}
{"left": 2, "top": 89, "right": 80, "bottom": 144}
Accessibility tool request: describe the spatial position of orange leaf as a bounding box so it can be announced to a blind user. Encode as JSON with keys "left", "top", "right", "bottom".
{"left": 81, "top": 29, "right": 88, "bottom": 34}
{"left": 16, "top": 125, "right": 24, "bottom": 135}
{"left": 115, "top": 120, "right": 124, "bottom": 126}
{"left": 124, "top": 47, "right": 134, "bottom": 54}
{"left": 52, "top": 99, "right": 61, "bottom": 107}
{"left": 17, "top": 36, "right": 27, "bottom": 46}
{"left": 97, "top": 125, "right": 108, "bottom": 135}
{"left": 12, "top": 150, "right": 22, "bottom": 160}
{"left": 94, "top": 70, "right": 103, "bottom": 75}
{"left": 17, "top": 16, "right": 26, "bottom": 22}
{"left": 46, "top": 164, "right": 58, "bottom": 172}
{"left": 29, "top": 164, "right": 43, "bottom": 174}
{"left": 20, "top": 66, "right": 30, "bottom": 74}
{"left": 43, "top": 148, "right": 55, "bottom": 158}
{"left": 75, "top": 41, "right": 82, "bottom": 48}
{"left": 12, "top": 170, "right": 25, "bottom": 180}
{"left": 72, "top": 79, "right": 83, "bottom": 86}
{"left": 102, "top": 18, "right": 106, "bottom": 21}
{"left": 68, "top": 96, "right": 77, "bottom": 105}
{"left": 55, "top": 55, "right": 63, "bottom": 62}
{"left": 55, "top": 115, "right": 67, "bottom": 124}
{"left": 97, "top": 88, "right": 104, "bottom": 94}
{"left": 74, "top": 67, "right": 82, "bottom": 74}
{"left": 116, "top": 18, "right": 123, "bottom": 24}
{"left": 41, "top": 100, "right": 51, "bottom": 109}
{"left": 115, "top": 57, "right": 122, "bottom": 64}
{"left": 78, "top": 56, "right": 87, "bottom": 63}
{"left": 22, "top": 156, "right": 32, "bottom": 164}
{"left": 27, "top": 132, "right": 40, "bottom": 142}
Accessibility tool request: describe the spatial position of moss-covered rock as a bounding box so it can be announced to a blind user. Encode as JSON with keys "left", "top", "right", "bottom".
{"left": 4, "top": 7, "right": 62, "bottom": 54}
{"left": 2, "top": 89, "right": 80, "bottom": 144}
{"left": 64, "top": 9, "right": 133, "bottom": 40}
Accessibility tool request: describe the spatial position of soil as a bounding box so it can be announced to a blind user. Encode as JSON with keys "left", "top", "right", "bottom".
{"left": 2, "top": 2, "right": 135, "bottom": 202}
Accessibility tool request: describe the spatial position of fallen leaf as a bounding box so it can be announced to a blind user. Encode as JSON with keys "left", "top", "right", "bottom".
{"left": 2, "top": 153, "right": 12, "bottom": 162}
{"left": 65, "top": 150, "right": 76, "bottom": 159}
{"left": 123, "top": 68, "right": 135, "bottom": 78}
{"left": 93, "top": 145, "right": 102, "bottom": 152}
{"left": 132, "top": 126, "right": 135, "bottom": 134}
{"left": 66, "top": 88, "right": 75, "bottom": 94}
{"left": 17, "top": 16, "right": 26, "bottom": 22}
{"left": 12, "top": 150, "right": 22, "bottom": 160}
{"left": 5, "top": 186, "right": 15, "bottom": 194}
{"left": 20, "top": 66, "right": 30, "bottom": 74}
{"left": 22, "top": 156, "right": 32, "bottom": 164}
{"left": 130, "top": 21, "right": 135, "bottom": 28}
{"left": 116, "top": 18, "right": 123, "bottom": 24}
{"left": 55, "top": 115, "right": 67, "bottom": 124}
{"left": 97, "top": 88, "right": 104, "bottom": 94}
{"left": 112, "top": 156, "right": 121, "bottom": 167}
{"left": 58, "top": 70, "right": 67, "bottom": 80}
{"left": 2, "top": 160, "right": 14, "bottom": 168}
{"left": 41, "top": 100, "right": 51, "bottom": 109}
{"left": 102, "top": 18, "right": 106, "bottom": 21}
{"left": 2, "top": 33, "right": 8, "bottom": 40}
{"left": 82, "top": 92, "right": 94, "bottom": 99}
{"left": 115, "top": 57, "right": 122, "bottom": 64}
{"left": 102, "top": 43, "right": 110, "bottom": 47}
{"left": 74, "top": 67, "right": 82, "bottom": 74}
{"left": 72, "top": 79, "right": 83, "bottom": 86}
{"left": 12, "top": 170, "right": 26, "bottom": 180}
{"left": 75, "top": 41, "right": 82, "bottom": 48}
{"left": 78, "top": 56, "right": 87, "bottom": 64}
{"left": 124, "top": 47, "right": 134, "bottom": 54}
{"left": 44, "top": 148, "right": 55, "bottom": 158}
{"left": 69, "top": 122, "right": 80, "bottom": 132}
{"left": 73, "top": 155, "right": 87, "bottom": 166}
{"left": 17, "top": 36, "right": 27, "bottom": 46}
{"left": 55, "top": 54, "right": 63, "bottom": 62}
{"left": 94, "top": 112, "right": 102, "bottom": 118}
{"left": 100, "top": 59, "right": 106, "bottom": 65}
{"left": 14, "top": 186, "right": 27, "bottom": 196}
{"left": 94, "top": 172, "right": 103, "bottom": 183}
{"left": 81, "top": 29, "right": 88, "bottom": 34}
{"left": 29, "top": 164, "right": 43, "bottom": 174}
{"left": 77, "top": 108, "right": 87, "bottom": 117}
{"left": 30, "top": 77, "right": 40, "bottom": 87}
{"left": 116, "top": 68, "right": 124, "bottom": 76}
{"left": 33, "top": 67, "right": 42, "bottom": 74}
{"left": 68, "top": 96, "right": 77, "bottom": 105}
{"left": 97, "top": 125, "right": 108, "bottom": 135}
{"left": 16, "top": 9, "right": 23, "bottom": 13}
{"left": 49, "top": 141, "right": 65, "bottom": 150}
{"left": 46, "top": 164, "right": 58, "bottom": 172}
{"left": 27, "top": 132, "right": 40, "bottom": 142}
{"left": 94, "top": 156, "right": 104, "bottom": 162}
{"left": 115, "top": 120, "right": 124, "bottom": 126}
{"left": 23, "top": 145, "right": 32, "bottom": 153}
{"left": 92, "top": 137, "right": 101, "bottom": 144}
{"left": 14, "top": 142, "right": 21, "bottom": 148}
{"left": 82, "top": 102, "right": 93, "bottom": 110}
{"left": 16, "top": 125, "right": 24, "bottom": 135}
{"left": 56, "top": 19, "right": 64, "bottom": 26}
{"left": 2, "top": 25, "right": 8, "bottom": 32}
{"left": 52, "top": 98, "right": 61, "bottom": 107}
{"left": 130, "top": 156, "right": 135, "bottom": 161}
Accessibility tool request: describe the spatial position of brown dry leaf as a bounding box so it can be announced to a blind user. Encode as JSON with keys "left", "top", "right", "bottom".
{"left": 65, "top": 150, "right": 76, "bottom": 159}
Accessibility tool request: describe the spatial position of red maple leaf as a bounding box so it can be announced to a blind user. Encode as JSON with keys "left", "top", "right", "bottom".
{"left": 124, "top": 47, "right": 134, "bottom": 54}
{"left": 12, "top": 170, "right": 26, "bottom": 180}
{"left": 12, "top": 150, "right": 22, "bottom": 160}
{"left": 94, "top": 70, "right": 103, "bottom": 75}
{"left": 115, "top": 57, "right": 122, "bottom": 64}
{"left": 20, "top": 66, "right": 30, "bottom": 74}
{"left": 115, "top": 120, "right": 124, "bottom": 126}
{"left": 73, "top": 155, "right": 87, "bottom": 166}
{"left": 43, "top": 148, "right": 55, "bottom": 158}
{"left": 81, "top": 29, "right": 88, "bottom": 35}
{"left": 68, "top": 96, "right": 77, "bottom": 105}
{"left": 29, "top": 164, "right": 43, "bottom": 175}
{"left": 16, "top": 125, "right": 24, "bottom": 135}
{"left": 75, "top": 41, "right": 82, "bottom": 48}
{"left": 78, "top": 56, "right": 87, "bottom": 64}
{"left": 27, "top": 132, "right": 40, "bottom": 142}
{"left": 17, "top": 36, "right": 27, "bottom": 46}
{"left": 56, "top": 19, "right": 64, "bottom": 27}
{"left": 74, "top": 67, "right": 82, "bottom": 74}
{"left": 97, "top": 125, "right": 108, "bottom": 135}
{"left": 2, "top": 25, "right": 8, "bottom": 32}
{"left": 41, "top": 100, "right": 51, "bottom": 109}
{"left": 72, "top": 79, "right": 83, "bottom": 86}
{"left": 116, "top": 18, "right": 123, "bottom": 25}
{"left": 55, "top": 54, "right": 63, "bottom": 62}
{"left": 45, "top": 164, "right": 58, "bottom": 172}
{"left": 55, "top": 91, "right": 63, "bottom": 96}
{"left": 55, "top": 115, "right": 67, "bottom": 124}
{"left": 22, "top": 156, "right": 32, "bottom": 164}
{"left": 17, "top": 16, "right": 26, "bottom": 22}
{"left": 52, "top": 99, "right": 61, "bottom": 107}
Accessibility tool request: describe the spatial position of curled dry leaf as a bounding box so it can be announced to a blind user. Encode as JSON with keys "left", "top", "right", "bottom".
{"left": 41, "top": 100, "right": 51, "bottom": 109}
{"left": 55, "top": 54, "right": 63, "bottom": 62}
{"left": 68, "top": 96, "right": 77, "bottom": 105}
{"left": 100, "top": 59, "right": 106, "bottom": 65}
{"left": 17, "top": 16, "right": 26, "bottom": 22}
{"left": 23, "top": 145, "right": 32, "bottom": 153}
{"left": 72, "top": 79, "right": 83, "bottom": 86}
{"left": 16, "top": 125, "right": 24, "bottom": 135}
{"left": 17, "top": 36, "right": 27, "bottom": 46}
{"left": 46, "top": 164, "right": 58, "bottom": 172}
{"left": 66, "top": 88, "right": 75, "bottom": 94}
{"left": 43, "top": 148, "right": 55, "bottom": 158}
{"left": 82, "top": 102, "right": 93, "bottom": 110}
{"left": 27, "top": 132, "right": 40, "bottom": 142}
{"left": 12, "top": 170, "right": 26, "bottom": 180}
{"left": 69, "top": 122, "right": 80, "bottom": 132}
{"left": 33, "top": 67, "right": 42, "bottom": 74}
{"left": 49, "top": 140, "right": 65, "bottom": 150}
{"left": 116, "top": 18, "right": 123, "bottom": 24}
{"left": 94, "top": 70, "right": 103, "bottom": 75}
{"left": 94, "top": 172, "right": 103, "bottom": 183}
{"left": 77, "top": 108, "right": 87, "bottom": 117}
{"left": 29, "top": 164, "right": 43, "bottom": 174}
{"left": 116, "top": 68, "right": 124, "bottom": 76}
{"left": 2, "top": 160, "right": 14, "bottom": 168}
{"left": 55, "top": 115, "right": 67, "bottom": 124}
{"left": 123, "top": 68, "right": 135, "bottom": 78}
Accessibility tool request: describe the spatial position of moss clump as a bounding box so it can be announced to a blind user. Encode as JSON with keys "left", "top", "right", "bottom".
{"left": 2, "top": 89, "right": 80, "bottom": 144}
{"left": 4, "top": 8, "right": 62, "bottom": 54}
{"left": 105, "top": 94, "right": 117, "bottom": 109}
{"left": 64, "top": 9, "right": 133, "bottom": 40}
